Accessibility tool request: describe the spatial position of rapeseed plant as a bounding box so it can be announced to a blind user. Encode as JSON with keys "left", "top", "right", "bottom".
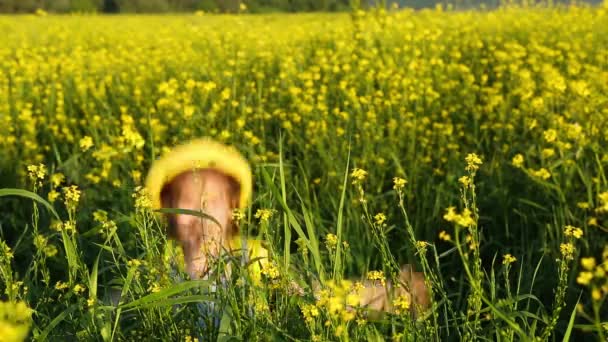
{"left": 0, "top": 2, "right": 607, "bottom": 340}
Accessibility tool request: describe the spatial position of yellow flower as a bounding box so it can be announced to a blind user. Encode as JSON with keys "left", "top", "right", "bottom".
{"left": 63, "top": 221, "right": 76, "bottom": 233}
{"left": 597, "top": 191, "right": 608, "bottom": 213}
{"left": 443, "top": 206, "right": 458, "bottom": 222}
{"left": 393, "top": 177, "right": 407, "bottom": 190}
{"left": 439, "top": 230, "right": 451, "bottom": 241}
{"left": 531, "top": 168, "right": 551, "bottom": 180}
{"left": 43, "top": 245, "right": 58, "bottom": 257}
{"left": 325, "top": 233, "right": 338, "bottom": 249}
{"left": 577, "top": 202, "right": 590, "bottom": 209}
{"left": 374, "top": 212, "right": 387, "bottom": 225}
{"left": 231, "top": 209, "right": 245, "bottom": 222}
{"left": 132, "top": 186, "right": 152, "bottom": 210}
{"left": 465, "top": 153, "right": 483, "bottom": 172}
{"left": 148, "top": 283, "right": 161, "bottom": 293}
{"left": 416, "top": 240, "right": 429, "bottom": 252}
{"left": 576, "top": 271, "right": 593, "bottom": 285}
{"left": 47, "top": 190, "right": 60, "bottom": 203}
{"left": 73, "top": 284, "right": 86, "bottom": 294}
{"left": 393, "top": 294, "right": 410, "bottom": 314}
{"left": 560, "top": 243, "right": 575, "bottom": 260}
{"left": 512, "top": 154, "right": 524, "bottom": 168}
{"left": 456, "top": 208, "right": 475, "bottom": 227}
{"left": 93, "top": 210, "right": 108, "bottom": 223}
{"left": 459, "top": 176, "right": 471, "bottom": 187}
{"left": 543, "top": 129, "right": 557, "bottom": 143}
{"left": 581, "top": 257, "right": 596, "bottom": 270}
{"left": 127, "top": 259, "right": 144, "bottom": 268}
{"left": 27, "top": 164, "right": 47, "bottom": 181}
{"left": 261, "top": 262, "right": 280, "bottom": 280}
{"left": 0, "top": 301, "right": 33, "bottom": 342}
{"left": 87, "top": 298, "right": 96, "bottom": 307}
{"left": 367, "top": 270, "right": 386, "bottom": 287}
{"left": 300, "top": 304, "right": 319, "bottom": 324}
{"left": 55, "top": 281, "right": 69, "bottom": 291}
{"left": 542, "top": 148, "right": 555, "bottom": 158}
{"left": 62, "top": 185, "right": 81, "bottom": 208}
{"left": 79, "top": 136, "right": 94, "bottom": 152}
{"left": 50, "top": 173, "right": 65, "bottom": 187}
{"left": 564, "top": 225, "right": 583, "bottom": 239}
{"left": 255, "top": 208, "right": 274, "bottom": 223}
{"left": 502, "top": 253, "right": 517, "bottom": 265}
{"left": 350, "top": 168, "right": 368, "bottom": 184}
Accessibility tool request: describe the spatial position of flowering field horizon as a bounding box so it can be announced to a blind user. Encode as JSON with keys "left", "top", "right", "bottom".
{"left": 1, "top": 4, "right": 608, "bottom": 341}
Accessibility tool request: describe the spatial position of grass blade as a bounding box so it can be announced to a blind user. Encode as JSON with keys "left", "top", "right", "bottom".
{"left": 0, "top": 188, "right": 61, "bottom": 220}
{"left": 562, "top": 294, "right": 581, "bottom": 342}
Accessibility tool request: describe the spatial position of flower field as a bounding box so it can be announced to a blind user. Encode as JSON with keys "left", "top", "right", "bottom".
{"left": 1, "top": 3, "right": 608, "bottom": 341}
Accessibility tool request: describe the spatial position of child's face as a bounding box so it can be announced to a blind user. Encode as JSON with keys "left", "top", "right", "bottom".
{"left": 160, "top": 168, "right": 240, "bottom": 279}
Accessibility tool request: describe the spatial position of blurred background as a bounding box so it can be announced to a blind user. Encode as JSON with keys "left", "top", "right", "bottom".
{"left": 0, "top": 0, "right": 603, "bottom": 13}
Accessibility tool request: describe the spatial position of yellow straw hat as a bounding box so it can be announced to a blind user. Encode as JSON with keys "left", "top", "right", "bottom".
{"left": 145, "top": 137, "right": 253, "bottom": 211}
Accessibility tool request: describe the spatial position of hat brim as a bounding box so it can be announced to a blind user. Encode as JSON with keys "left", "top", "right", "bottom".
{"left": 145, "top": 138, "right": 252, "bottom": 210}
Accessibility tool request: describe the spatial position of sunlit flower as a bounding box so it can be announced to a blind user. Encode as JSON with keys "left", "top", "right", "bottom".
{"left": 512, "top": 154, "right": 524, "bottom": 168}
{"left": 465, "top": 153, "right": 483, "bottom": 172}
{"left": 502, "top": 253, "right": 517, "bottom": 265}
{"left": 255, "top": 209, "right": 274, "bottom": 223}
{"left": 560, "top": 243, "right": 575, "bottom": 260}
{"left": 350, "top": 168, "right": 368, "bottom": 184}
{"left": 325, "top": 233, "right": 338, "bottom": 250}
{"left": 79, "top": 136, "right": 94, "bottom": 152}
{"left": 374, "top": 212, "right": 387, "bottom": 225}
{"left": 393, "top": 177, "right": 407, "bottom": 190}
{"left": 367, "top": 270, "right": 386, "bottom": 287}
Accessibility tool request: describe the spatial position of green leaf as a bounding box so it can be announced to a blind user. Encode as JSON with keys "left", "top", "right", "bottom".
{"left": 0, "top": 188, "right": 61, "bottom": 220}
{"left": 156, "top": 208, "right": 221, "bottom": 228}
{"left": 118, "top": 279, "right": 213, "bottom": 311}
{"left": 562, "top": 294, "right": 581, "bottom": 342}
{"left": 35, "top": 305, "right": 77, "bottom": 341}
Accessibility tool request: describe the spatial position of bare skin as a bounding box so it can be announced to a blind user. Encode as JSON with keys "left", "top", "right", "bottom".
{"left": 312, "top": 264, "right": 430, "bottom": 318}
{"left": 160, "top": 168, "right": 240, "bottom": 279}
{"left": 358, "top": 264, "right": 430, "bottom": 318}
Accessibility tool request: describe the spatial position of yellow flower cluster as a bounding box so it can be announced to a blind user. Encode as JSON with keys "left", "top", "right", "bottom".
{"left": 260, "top": 261, "right": 280, "bottom": 280}
{"left": 301, "top": 303, "right": 320, "bottom": 324}
{"left": 392, "top": 177, "right": 407, "bottom": 190}
{"left": 576, "top": 247, "right": 608, "bottom": 301}
{"left": 63, "top": 185, "right": 81, "bottom": 210}
{"left": 443, "top": 206, "right": 476, "bottom": 228}
{"left": 325, "top": 233, "right": 338, "bottom": 250}
{"left": 392, "top": 294, "right": 410, "bottom": 314}
{"left": 26, "top": 164, "right": 47, "bottom": 183}
{"left": 0, "top": 301, "right": 33, "bottom": 342}
{"left": 132, "top": 186, "right": 152, "bottom": 211}
{"left": 314, "top": 279, "right": 362, "bottom": 333}
{"left": 465, "top": 153, "right": 483, "bottom": 172}
{"left": 254, "top": 208, "right": 274, "bottom": 223}
{"left": 350, "top": 168, "right": 368, "bottom": 184}
{"left": 373, "top": 212, "right": 387, "bottom": 226}
{"left": 502, "top": 254, "right": 517, "bottom": 265}
{"left": 366, "top": 270, "right": 386, "bottom": 287}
